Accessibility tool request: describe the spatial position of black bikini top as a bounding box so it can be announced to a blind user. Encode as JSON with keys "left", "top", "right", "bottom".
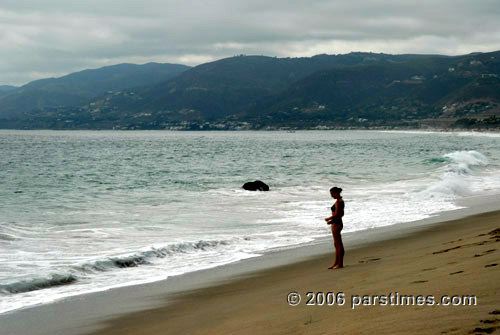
{"left": 331, "top": 199, "right": 344, "bottom": 217}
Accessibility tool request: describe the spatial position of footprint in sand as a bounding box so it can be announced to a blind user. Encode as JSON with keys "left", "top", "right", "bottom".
{"left": 475, "top": 228, "right": 500, "bottom": 240}
{"left": 473, "top": 240, "right": 492, "bottom": 246}
{"left": 488, "top": 228, "right": 500, "bottom": 236}
{"left": 422, "top": 267, "right": 436, "bottom": 271}
{"left": 471, "top": 325, "right": 499, "bottom": 333}
{"left": 485, "top": 263, "right": 498, "bottom": 268}
{"left": 443, "top": 239, "right": 463, "bottom": 245}
{"left": 358, "top": 257, "right": 381, "bottom": 263}
{"left": 487, "top": 228, "right": 500, "bottom": 242}
{"left": 480, "top": 320, "right": 498, "bottom": 324}
{"left": 367, "top": 257, "right": 381, "bottom": 262}
{"left": 411, "top": 280, "right": 428, "bottom": 284}
{"left": 449, "top": 271, "right": 464, "bottom": 275}
{"left": 474, "top": 249, "right": 496, "bottom": 257}
{"left": 434, "top": 238, "right": 497, "bottom": 255}
{"left": 471, "top": 310, "right": 500, "bottom": 334}
{"left": 433, "top": 246, "right": 461, "bottom": 254}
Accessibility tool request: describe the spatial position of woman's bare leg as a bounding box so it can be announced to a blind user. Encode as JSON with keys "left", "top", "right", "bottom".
{"left": 328, "top": 225, "right": 337, "bottom": 269}
{"left": 332, "top": 226, "right": 344, "bottom": 269}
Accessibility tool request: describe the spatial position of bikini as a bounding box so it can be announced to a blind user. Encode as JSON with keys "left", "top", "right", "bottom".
{"left": 330, "top": 200, "right": 344, "bottom": 228}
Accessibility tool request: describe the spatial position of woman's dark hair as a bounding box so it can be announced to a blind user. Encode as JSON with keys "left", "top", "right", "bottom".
{"left": 330, "top": 186, "right": 342, "bottom": 194}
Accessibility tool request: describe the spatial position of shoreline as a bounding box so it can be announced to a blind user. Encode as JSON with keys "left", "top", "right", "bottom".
{"left": 91, "top": 209, "right": 500, "bottom": 335}
{"left": 1, "top": 193, "right": 499, "bottom": 335}
{"left": 1, "top": 128, "right": 500, "bottom": 133}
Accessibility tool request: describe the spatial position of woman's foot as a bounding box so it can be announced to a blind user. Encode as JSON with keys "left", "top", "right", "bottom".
{"left": 331, "top": 265, "right": 343, "bottom": 269}
{"left": 328, "top": 264, "right": 337, "bottom": 269}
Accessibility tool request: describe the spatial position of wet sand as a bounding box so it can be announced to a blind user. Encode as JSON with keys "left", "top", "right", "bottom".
{"left": 91, "top": 210, "right": 500, "bottom": 335}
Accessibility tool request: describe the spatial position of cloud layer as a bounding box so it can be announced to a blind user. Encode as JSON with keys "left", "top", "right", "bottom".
{"left": 1, "top": 0, "right": 499, "bottom": 85}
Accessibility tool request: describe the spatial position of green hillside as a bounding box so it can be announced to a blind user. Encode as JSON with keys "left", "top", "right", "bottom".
{"left": 0, "top": 63, "right": 190, "bottom": 119}
{"left": 86, "top": 53, "right": 441, "bottom": 121}
{"left": 241, "top": 51, "right": 500, "bottom": 126}
{"left": 0, "top": 85, "right": 18, "bottom": 99}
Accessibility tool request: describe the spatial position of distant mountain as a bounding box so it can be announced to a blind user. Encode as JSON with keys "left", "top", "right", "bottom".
{"left": 0, "top": 63, "right": 190, "bottom": 119}
{"left": 244, "top": 50, "right": 500, "bottom": 125}
{"left": 0, "top": 85, "right": 17, "bottom": 92}
{"left": 0, "top": 85, "right": 18, "bottom": 98}
{"left": 85, "top": 53, "right": 440, "bottom": 121}
{"left": 1, "top": 51, "right": 499, "bottom": 130}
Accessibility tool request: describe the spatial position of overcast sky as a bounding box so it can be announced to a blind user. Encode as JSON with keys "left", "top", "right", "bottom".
{"left": 1, "top": 0, "right": 499, "bottom": 86}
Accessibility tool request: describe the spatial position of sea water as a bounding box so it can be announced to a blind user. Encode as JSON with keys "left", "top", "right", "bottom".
{"left": 1, "top": 130, "right": 499, "bottom": 313}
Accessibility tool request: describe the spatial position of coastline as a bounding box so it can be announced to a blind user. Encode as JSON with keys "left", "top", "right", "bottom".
{"left": 1, "top": 128, "right": 500, "bottom": 133}
{"left": 1, "top": 194, "right": 499, "bottom": 335}
{"left": 91, "top": 210, "right": 500, "bottom": 335}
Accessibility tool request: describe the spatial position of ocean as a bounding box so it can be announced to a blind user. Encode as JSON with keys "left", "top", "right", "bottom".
{"left": 1, "top": 129, "right": 499, "bottom": 314}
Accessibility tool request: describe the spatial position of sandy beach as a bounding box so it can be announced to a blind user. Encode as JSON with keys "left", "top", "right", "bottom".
{"left": 87, "top": 210, "right": 500, "bottom": 335}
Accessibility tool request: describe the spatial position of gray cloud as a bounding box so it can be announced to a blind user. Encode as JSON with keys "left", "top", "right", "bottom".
{"left": 1, "top": 0, "right": 499, "bottom": 85}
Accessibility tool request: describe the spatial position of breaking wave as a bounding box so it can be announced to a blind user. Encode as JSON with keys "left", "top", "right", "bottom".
{"left": 426, "top": 150, "right": 488, "bottom": 196}
{"left": 0, "top": 239, "right": 231, "bottom": 295}
{"left": 0, "top": 274, "right": 77, "bottom": 294}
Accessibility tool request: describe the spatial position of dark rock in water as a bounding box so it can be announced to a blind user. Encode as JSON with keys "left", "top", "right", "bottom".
{"left": 242, "top": 180, "right": 270, "bottom": 191}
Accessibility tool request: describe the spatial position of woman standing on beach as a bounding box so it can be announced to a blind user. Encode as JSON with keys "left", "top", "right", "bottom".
{"left": 325, "top": 186, "right": 345, "bottom": 269}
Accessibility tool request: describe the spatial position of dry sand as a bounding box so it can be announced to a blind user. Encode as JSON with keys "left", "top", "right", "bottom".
{"left": 91, "top": 211, "right": 500, "bottom": 335}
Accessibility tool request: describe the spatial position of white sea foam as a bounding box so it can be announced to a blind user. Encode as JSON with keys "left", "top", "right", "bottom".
{"left": 456, "top": 131, "right": 500, "bottom": 138}
{"left": 378, "top": 130, "right": 500, "bottom": 138}
{"left": 426, "top": 151, "right": 489, "bottom": 197}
